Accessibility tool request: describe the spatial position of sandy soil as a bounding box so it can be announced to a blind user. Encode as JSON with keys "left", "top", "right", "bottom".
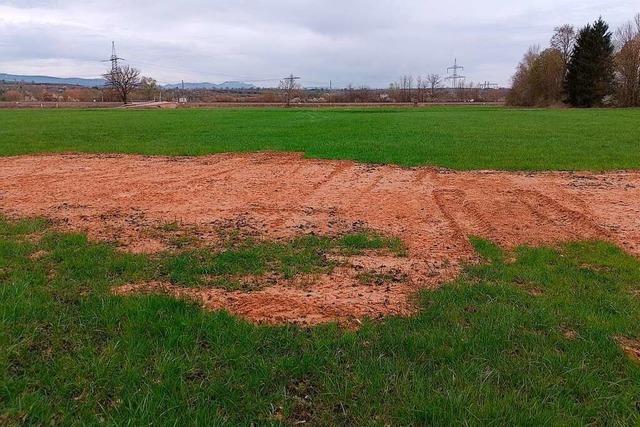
{"left": 1, "top": 152, "right": 639, "bottom": 325}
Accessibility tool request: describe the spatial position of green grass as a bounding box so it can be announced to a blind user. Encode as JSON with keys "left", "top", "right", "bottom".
{"left": 2, "top": 216, "right": 640, "bottom": 425}
{"left": 160, "top": 232, "right": 405, "bottom": 290}
{"left": 1, "top": 107, "right": 640, "bottom": 170}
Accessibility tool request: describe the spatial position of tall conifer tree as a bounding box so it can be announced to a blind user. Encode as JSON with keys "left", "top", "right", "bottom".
{"left": 564, "top": 18, "right": 615, "bottom": 107}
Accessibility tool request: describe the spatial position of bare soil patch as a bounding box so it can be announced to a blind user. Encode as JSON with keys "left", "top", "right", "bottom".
{"left": 1, "top": 153, "right": 639, "bottom": 325}
{"left": 615, "top": 336, "right": 640, "bottom": 362}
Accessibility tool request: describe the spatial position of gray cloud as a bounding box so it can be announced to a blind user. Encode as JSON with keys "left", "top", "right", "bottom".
{"left": 0, "top": 0, "right": 637, "bottom": 87}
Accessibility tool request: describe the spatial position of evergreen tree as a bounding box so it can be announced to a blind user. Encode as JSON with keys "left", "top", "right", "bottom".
{"left": 564, "top": 18, "right": 615, "bottom": 107}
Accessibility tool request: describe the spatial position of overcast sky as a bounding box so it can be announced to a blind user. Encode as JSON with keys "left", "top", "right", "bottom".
{"left": 0, "top": 0, "right": 637, "bottom": 87}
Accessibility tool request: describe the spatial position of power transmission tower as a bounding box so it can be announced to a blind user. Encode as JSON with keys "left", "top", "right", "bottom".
{"left": 102, "top": 41, "right": 124, "bottom": 73}
{"left": 445, "top": 58, "right": 465, "bottom": 90}
{"left": 179, "top": 80, "right": 187, "bottom": 103}
{"left": 284, "top": 74, "right": 300, "bottom": 86}
{"left": 480, "top": 81, "right": 498, "bottom": 90}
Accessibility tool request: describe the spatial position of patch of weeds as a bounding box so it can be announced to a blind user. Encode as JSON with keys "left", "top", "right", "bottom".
{"left": 218, "top": 228, "right": 243, "bottom": 247}
{"left": 147, "top": 221, "right": 202, "bottom": 250}
{"left": 160, "top": 231, "right": 406, "bottom": 289}
{"left": 158, "top": 221, "right": 181, "bottom": 232}
{"left": 0, "top": 216, "right": 49, "bottom": 236}
{"left": 357, "top": 269, "right": 407, "bottom": 286}
{"left": 338, "top": 232, "right": 407, "bottom": 256}
{"left": 167, "top": 234, "right": 198, "bottom": 249}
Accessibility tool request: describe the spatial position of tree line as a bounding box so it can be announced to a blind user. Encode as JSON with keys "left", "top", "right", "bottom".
{"left": 388, "top": 74, "right": 443, "bottom": 102}
{"left": 508, "top": 14, "right": 640, "bottom": 107}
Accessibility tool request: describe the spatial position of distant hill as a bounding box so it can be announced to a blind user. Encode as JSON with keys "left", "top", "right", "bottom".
{"left": 0, "top": 73, "right": 257, "bottom": 90}
{"left": 0, "top": 73, "right": 105, "bottom": 87}
{"left": 163, "top": 81, "right": 256, "bottom": 90}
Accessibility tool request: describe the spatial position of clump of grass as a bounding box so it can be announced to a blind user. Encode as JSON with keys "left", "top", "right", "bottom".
{"left": 146, "top": 221, "right": 200, "bottom": 250}
{"left": 0, "top": 216, "right": 49, "bottom": 237}
{"left": 357, "top": 270, "right": 408, "bottom": 286}
{"left": 470, "top": 235, "right": 504, "bottom": 263}
{"left": 158, "top": 221, "right": 181, "bottom": 232}
{"left": 338, "top": 232, "right": 407, "bottom": 257}
{"left": 166, "top": 234, "right": 199, "bottom": 249}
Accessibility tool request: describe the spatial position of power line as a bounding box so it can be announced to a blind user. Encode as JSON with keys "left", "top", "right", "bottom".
{"left": 126, "top": 59, "right": 283, "bottom": 83}
{"left": 103, "top": 56, "right": 330, "bottom": 87}
{"left": 97, "top": 50, "right": 473, "bottom": 90}
{"left": 95, "top": 51, "right": 387, "bottom": 89}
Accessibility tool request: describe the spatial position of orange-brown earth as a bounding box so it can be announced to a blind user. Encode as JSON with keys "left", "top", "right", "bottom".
{"left": 1, "top": 153, "right": 639, "bottom": 326}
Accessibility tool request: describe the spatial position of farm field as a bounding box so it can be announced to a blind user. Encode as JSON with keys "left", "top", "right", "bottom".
{"left": 1, "top": 107, "right": 640, "bottom": 424}
{"left": 1, "top": 106, "right": 640, "bottom": 170}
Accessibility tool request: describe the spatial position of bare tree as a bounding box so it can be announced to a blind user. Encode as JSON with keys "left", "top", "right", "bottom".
{"left": 346, "top": 83, "right": 355, "bottom": 102}
{"left": 399, "top": 75, "right": 413, "bottom": 102}
{"left": 614, "top": 14, "right": 640, "bottom": 106}
{"left": 104, "top": 65, "right": 141, "bottom": 104}
{"left": 531, "top": 48, "right": 565, "bottom": 105}
{"left": 354, "top": 85, "right": 372, "bottom": 103}
{"left": 426, "top": 74, "right": 442, "bottom": 97}
{"left": 506, "top": 43, "right": 565, "bottom": 107}
{"left": 506, "top": 45, "right": 541, "bottom": 106}
{"left": 550, "top": 25, "right": 577, "bottom": 68}
{"left": 416, "top": 76, "right": 431, "bottom": 103}
{"left": 388, "top": 82, "right": 400, "bottom": 102}
{"left": 279, "top": 74, "right": 301, "bottom": 106}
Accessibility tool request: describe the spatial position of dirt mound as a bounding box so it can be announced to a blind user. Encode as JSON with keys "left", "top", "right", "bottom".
{"left": 1, "top": 153, "right": 639, "bottom": 325}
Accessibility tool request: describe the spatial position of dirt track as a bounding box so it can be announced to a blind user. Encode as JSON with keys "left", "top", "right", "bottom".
{"left": 1, "top": 153, "right": 639, "bottom": 325}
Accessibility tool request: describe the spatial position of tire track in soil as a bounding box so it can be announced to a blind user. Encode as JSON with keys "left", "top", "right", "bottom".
{"left": 432, "top": 188, "right": 500, "bottom": 246}
{"left": 309, "top": 163, "right": 353, "bottom": 192}
{"left": 515, "top": 189, "right": 612, "bottom": 241}
{"left": 258, "top": 162, "right": 311, "bottom": 229}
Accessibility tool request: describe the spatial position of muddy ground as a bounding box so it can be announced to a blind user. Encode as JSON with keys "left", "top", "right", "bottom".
{"left": 1, "top": 153, "right": 639, "bottom": 325}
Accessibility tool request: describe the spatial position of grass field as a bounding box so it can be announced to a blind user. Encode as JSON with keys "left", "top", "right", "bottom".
{"left": 1, "top": 106, "right": 640, "bottom": 170}
{"left": 2, "top": 106, "right": 640, "bottom": 424}
{"left": 2, "top": 217, "right": 640, "bottom": 424}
